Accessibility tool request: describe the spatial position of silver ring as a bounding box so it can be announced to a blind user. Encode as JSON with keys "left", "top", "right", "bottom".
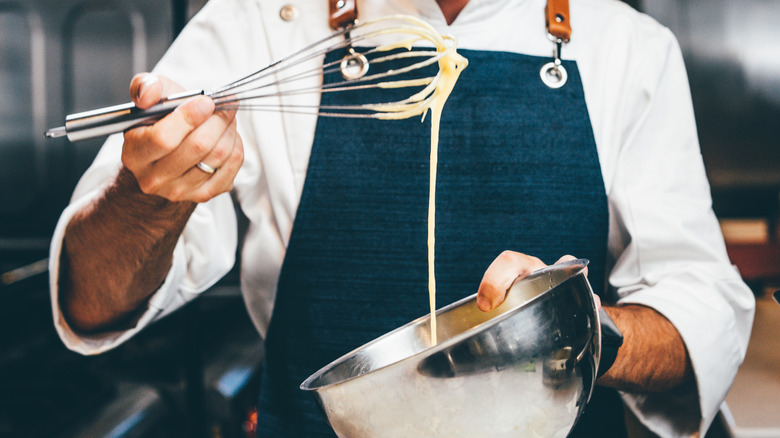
{"left": 340, "top": 50, "right": 369, "bottom": 80}
{"left": 540, "top": 61, "right": 567, "bottom": 89}
{"left": 196, "top": 161, "right": 218, "bottom": 174}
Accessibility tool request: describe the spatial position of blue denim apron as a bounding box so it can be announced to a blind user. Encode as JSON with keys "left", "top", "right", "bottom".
{"left": 257, "top": 48, "right": 625, "bottom": 437}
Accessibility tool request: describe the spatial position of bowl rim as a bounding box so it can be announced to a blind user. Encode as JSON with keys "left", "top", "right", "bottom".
{"left": 300, "top": 258, "right": 590, "bottom": 391}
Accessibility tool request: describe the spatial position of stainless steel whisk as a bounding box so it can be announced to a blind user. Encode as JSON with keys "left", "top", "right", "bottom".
{"left": 45, "top": 15, "right": 460, "bottom": 143}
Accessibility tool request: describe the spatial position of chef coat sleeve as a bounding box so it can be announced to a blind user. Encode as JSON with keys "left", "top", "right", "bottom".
{"left": 47, "top": 0, "right": 266, "bottom": 355}
{"left": 48, "top": 141, "right": 238, "bottom": 356}
{"left": 604, "top": 28, "right": 756, "bottom": 436}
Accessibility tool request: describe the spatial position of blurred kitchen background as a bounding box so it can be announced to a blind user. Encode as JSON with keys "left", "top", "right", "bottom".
{"left": 0, "top": 0, "right": 777, "bottom": 437}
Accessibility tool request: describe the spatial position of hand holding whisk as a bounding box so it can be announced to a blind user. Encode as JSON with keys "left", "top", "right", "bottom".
{"left": 45, "top": 15, "right": 468, "bottom": 143}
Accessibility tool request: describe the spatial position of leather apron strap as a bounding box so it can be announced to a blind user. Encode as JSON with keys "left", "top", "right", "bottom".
{"left": 328, "top": 0, "right": 357, "bottom": 29}
{"left": 546, "top": 0, "right": 572, "bottom": 42}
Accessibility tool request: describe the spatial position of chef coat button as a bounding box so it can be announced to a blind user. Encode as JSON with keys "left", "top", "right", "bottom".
{"left": 280, "top": 4, "right": 299, "bottom": 21}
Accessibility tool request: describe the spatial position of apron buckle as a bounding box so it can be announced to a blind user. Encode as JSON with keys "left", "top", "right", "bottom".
{"left": 540, "top": 34, "right": 568, "bottom": 89}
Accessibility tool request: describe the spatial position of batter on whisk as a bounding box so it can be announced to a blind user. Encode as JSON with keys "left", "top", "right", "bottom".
{"left": 49, "top": 1, "right": 754, "bottom": 437}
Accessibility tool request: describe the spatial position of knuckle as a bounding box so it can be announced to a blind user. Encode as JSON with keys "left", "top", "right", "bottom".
{"left": 137, "top": 175, "right": 162, "bottom": 195}
{"left": 180, "top": 111, "right": 199, "bottom": 130}
{"left": 150, "top": 128, "right": 180, "bottom": 153}
{"left": 163, "top": 140, "right": 183, "bottom": 155}
{"left": 200, "top": 185, "right": 216, "bottom": 200}
{"left": 120, "top": 153, "right": 134, "bottom": 171}
{"left": 123, "top": 129, "right": 138, "bottom": 144}
{"left": 165, "top": 186, "right": 186, "bottom": 203}
{"left": 189, "top": 137, "right": 212, "bottom": 157}
{"left": 218, "top": 108, "right": 236, "bottom": 123}
{"left": 121, "top": 136, "right": 141, "bottom": 161}
{"left": 210, "top": 143, "right": 230, "bottom": 162}
{"left": 232, "top": 142, "right": 245, "bottom": 163}
{"left": 480, "top": 278, "right": 499, "bottom": 294}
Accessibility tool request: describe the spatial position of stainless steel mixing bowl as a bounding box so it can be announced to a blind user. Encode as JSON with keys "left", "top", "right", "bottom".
{"left": 301, "top": 259, "right": 600, "bottom": 438}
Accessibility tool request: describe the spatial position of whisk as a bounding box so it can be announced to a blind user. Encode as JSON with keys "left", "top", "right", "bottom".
{"left": 45, "top": 15, "right": 466, "bottom": 143}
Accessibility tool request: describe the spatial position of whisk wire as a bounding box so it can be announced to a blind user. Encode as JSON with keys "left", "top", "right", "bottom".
{"left": 217, "top": 48, "right": 440, "bottom": 106}
{"left": 209, "top": 19, "right": 445, "bottom": 100}
{"left": 46, "top": 15, "right": 466, "bottom": 141}
{"left": 215, "top": 47, "right": 445, "bottom": 116}
{"left": 206, "top": 25, "right": 354, "bottom": 97}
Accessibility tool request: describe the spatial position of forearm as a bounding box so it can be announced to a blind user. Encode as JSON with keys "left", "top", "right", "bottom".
{"left": 598, "top": 304, "right": 693, "bottom": 393}
{"left": 59, "top": 166, "right": 196, "bottom": 332}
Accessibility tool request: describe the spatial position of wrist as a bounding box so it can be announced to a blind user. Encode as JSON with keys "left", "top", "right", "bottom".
{"left": 115, "top": 166, "right": 195, "bottom": 209}
{"left": 596, "top": 304, "right": 692, "bottom": 392}
{"left": 111, "top": 166, "right": 197, "bottom": 228}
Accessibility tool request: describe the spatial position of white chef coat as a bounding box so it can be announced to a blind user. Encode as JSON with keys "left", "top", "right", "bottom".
{"left": 48, "top": 0, "right": 756, "bottom": 436}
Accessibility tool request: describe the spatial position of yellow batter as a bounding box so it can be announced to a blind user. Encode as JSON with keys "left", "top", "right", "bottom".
{"left": 354, "top": 16, "right": 468, "bottom": 345}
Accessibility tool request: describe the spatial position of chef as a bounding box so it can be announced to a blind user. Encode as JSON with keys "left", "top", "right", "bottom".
{"left": 49, "top": 0, "right": 755, "bottom": 436}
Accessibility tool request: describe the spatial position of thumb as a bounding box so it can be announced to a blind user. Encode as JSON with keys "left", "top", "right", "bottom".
{"left": 130, "top": 73, "right": 186, "bottom": 109}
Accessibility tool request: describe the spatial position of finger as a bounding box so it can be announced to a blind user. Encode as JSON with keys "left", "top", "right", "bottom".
{"left": 194, "top": 115, "right": 239, "bottom": 172}
{"left": 163, "top": 127, "right": 244, "bottom": 203}
{"left": 555, "top": 254, "right": 588, "bottom": 277}
{"left": 129, "top": 73, "right": 186, "bottom": 109}
{"left": 159, "top": 108, "right": 238, "bottom": 179}
{"left": 190, "top": 130, "right": 244, "bottom": 202}
{"left": 156, "top": 96, "right": 217, "bottom": 149}
{"left": 477, "top": 251, "right": 547, "bottom": 312}
{"left": 124, "top": 96, "right": 216, "bottom": 172}
{"left": 153, "top": 119, "right": 243, "bottom": 202}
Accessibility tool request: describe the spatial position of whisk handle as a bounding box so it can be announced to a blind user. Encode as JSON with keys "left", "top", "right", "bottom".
{"left": 45, "top": 89, "right": 204, "bottom": 142}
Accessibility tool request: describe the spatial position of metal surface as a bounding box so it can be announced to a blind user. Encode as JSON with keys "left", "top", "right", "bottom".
{"left": 540, "top": 61, "right": 567, "bottom": 89}
{"left": 45, "top": 15, "right": 463, "bottom": 143}
{"left": 639, "top": 0, "right": 780, "bottom": 193}
{"left": 301, "top": 259, "right": 600, "bottom": 438}
{"left": 0, "top": 0, "right": 174, "bottom": 241}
